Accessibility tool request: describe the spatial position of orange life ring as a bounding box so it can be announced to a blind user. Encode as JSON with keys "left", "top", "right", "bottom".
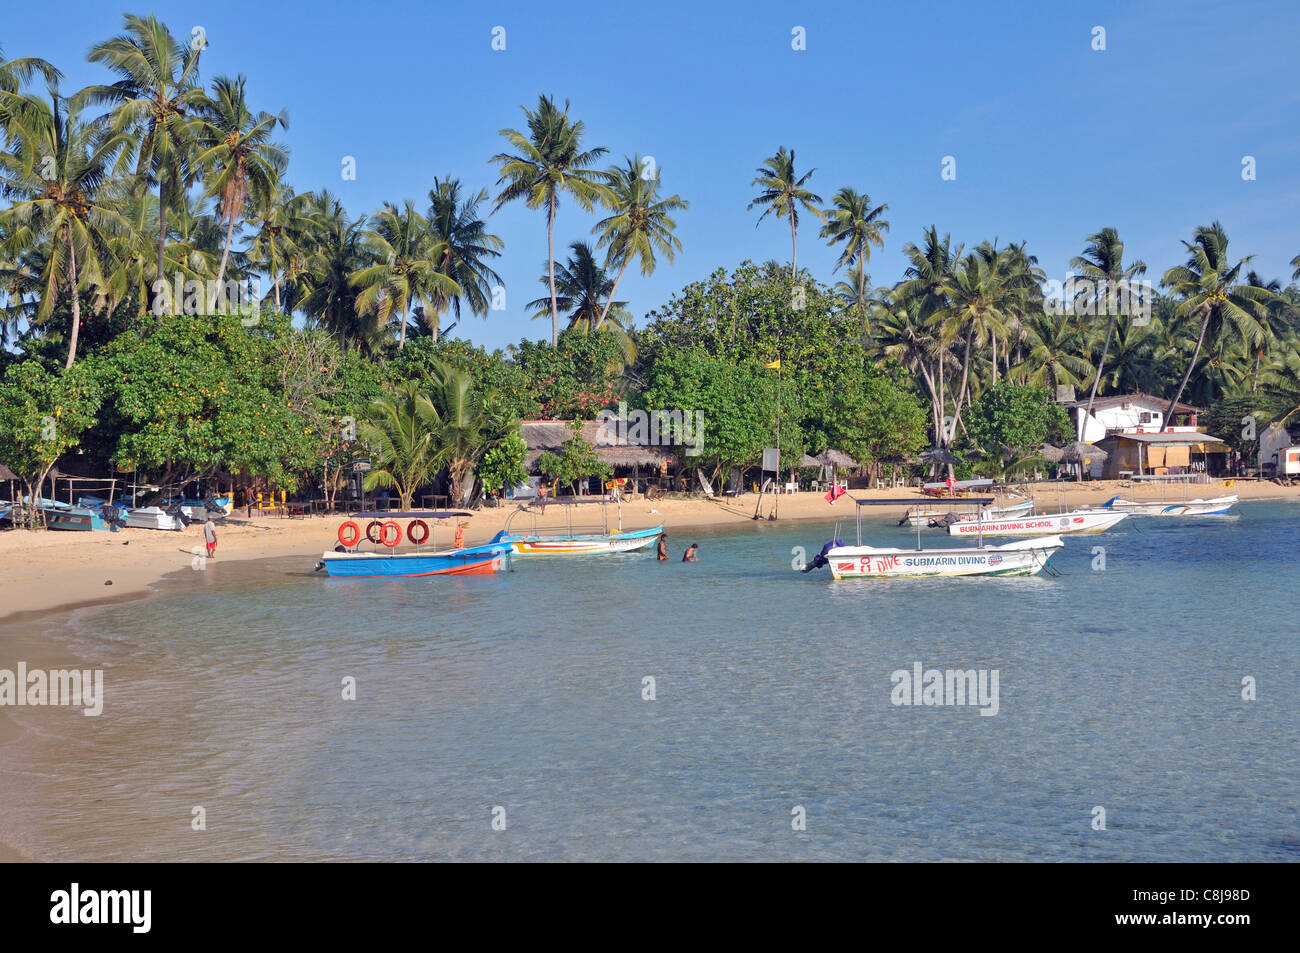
{"left": 406, "top": 519, "right": 429, "bottom": 546}
{"left": 380, "top": 520, "right": 402, "bottom": 548}
{"left": 365, "top": 519, "right": 384, "bottom": 544}
{"left": 338, "top": 520, "right": 361, "bottom": 547}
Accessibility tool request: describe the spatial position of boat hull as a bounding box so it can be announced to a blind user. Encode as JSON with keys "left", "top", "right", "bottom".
{"left": 320, "top": 543, "right": 509, "bottom": 578}
{"left": 948, "top": 510, "right": 1127, "bottom": 537}
{"left": 905, "top": 500, "right": 1033, "bottom": 526}
{"left": 826, "top": 536, "right": 1064, "bottom": 579}
{"left": 494, "top": 524, "right": 663, "bottom": 556}
{"left": 124, "top": 507, "right": 185, "bottom": 531}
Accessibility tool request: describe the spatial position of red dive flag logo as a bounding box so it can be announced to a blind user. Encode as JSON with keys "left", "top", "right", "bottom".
{"left": 825, "top": 482, "right": 846, "bottom": 504}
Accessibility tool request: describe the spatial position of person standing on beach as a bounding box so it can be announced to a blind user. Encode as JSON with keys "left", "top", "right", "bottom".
{"left": 203, "top": 517, "right": 217, "bottom": 558}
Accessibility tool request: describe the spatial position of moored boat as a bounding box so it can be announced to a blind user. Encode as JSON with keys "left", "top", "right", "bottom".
{"left": 1090, "top": 494, "right": 1237, "bottom": 516}
{"left": 947, "top": 509, "right": 1128, "bottom": 537}
{"left": 805, "top": 497, "right": 1065, "bottom": 579}
{"left": 319, "top": 510, "right": 510, "bottom": 578}
{"left": 492, "top": 498, "right": 662, "bottom": 557}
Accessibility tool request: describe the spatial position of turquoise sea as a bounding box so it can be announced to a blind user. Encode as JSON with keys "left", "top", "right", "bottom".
{"left": 2, "top": 502, "right": 1297, "bottom": 861}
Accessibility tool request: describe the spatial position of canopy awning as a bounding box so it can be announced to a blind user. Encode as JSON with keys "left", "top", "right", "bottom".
{"left": 1117, "top": 432, "right": 1225, "bottom": 448}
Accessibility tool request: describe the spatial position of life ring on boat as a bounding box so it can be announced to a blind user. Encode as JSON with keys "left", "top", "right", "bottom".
{"left": 406, "top": 519, "right": 429, "bottom": 546}
{"left": 365, "top": 519, "right": 385, "bottom": 544}
{"left": 338, "top": 520, "right": 361, "bottom": 547}
{"left": 380, "top": 520, "right": 402, "bottom": 548}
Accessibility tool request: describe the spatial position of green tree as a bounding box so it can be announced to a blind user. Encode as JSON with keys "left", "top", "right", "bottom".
{"left": 1159, "top": 223, "right": 1273, "bottom": 429}
{"left": 535, "top": 418, "right": 611, "bottom": 494}
{"left": 592, "top": 155, "right": 688, "bottom": 328}
{"left": 819, "top": 187, "right": 888, "bottom": 319}
{"left": 748, "top": 146, "right": 823, "bottom": 278}
{"left": 0, "top": 359, "right": 102, "bottom": 528}
{"left": 194, "top": 74, "right": 288, "bottom": 287}
{"left": 358, "top": 382, "right": 440, "bottom": 509}
{"left": 491, "top": 94, "right": 612, "bottom": 345}
{"left": 87, "top": 14, "right": 205, "bottom": 284}
{"left": 478, "top": 431, "right": 529, "bottom": 498}
{"left": 0, "top": 90, "right": 137, "bottom": 367}
{"left": 964, "top": 381, "right": 1070, "bottom": 477}
{"left": 425, "top": 176, "right": 504, "bottom": 339}
{"left": 1070, "top": 228, "right": 1147, "bottom": 419}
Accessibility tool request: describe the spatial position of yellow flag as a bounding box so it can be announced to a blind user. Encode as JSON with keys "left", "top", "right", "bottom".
{"left": 764, "top": 359, "right": 781, "bottom": 369}
{"left": 1224, "top": 478, "right": 1235, "bottom": 487}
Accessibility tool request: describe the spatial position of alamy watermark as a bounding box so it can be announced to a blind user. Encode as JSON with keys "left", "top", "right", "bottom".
{"left": 596, "top": 401, "right": 705, "bottom": 456}
{"left": 890, "top": 661, "right": 999, "bottom": 716}
{"left": 1043, "top": 277, "right": 1153, "bottom": 326}
{"left": 151, "top": 273, "right": 262, "bottom": 326}
{"left": 0, "top": 663, "right": 104, "bottom": 716}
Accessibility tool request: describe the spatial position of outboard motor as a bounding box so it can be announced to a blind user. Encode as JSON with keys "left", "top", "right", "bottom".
{"left": 802, "top": 539, "right": 844, "bottom": 573}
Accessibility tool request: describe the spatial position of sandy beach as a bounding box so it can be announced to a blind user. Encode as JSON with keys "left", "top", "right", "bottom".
{"left": 0, "top": 478, "right": 1291, "bottom": 622}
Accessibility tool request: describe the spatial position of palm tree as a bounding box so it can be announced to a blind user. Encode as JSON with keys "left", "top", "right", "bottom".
{"left": 425, "top": 176, "right": 504, "bottom": 339}
{"left": 939, "top": 251, "right": 1013, "bottom": 433}
{"left": 351, "top": 201, "right": 456, "bottom": 350}
{"left": 748, "top": 147, "right": 824, "bottom": 278}
{"left": 426, "top": 361, "right": 516, "bottom": 506}
{"left": 295, "top": 191, "right": 376, "bottom": 353}
{"left": 194, "top": 74, "right": 288, "bottom": 288}
{"left": 1010, "top": 313, "right": 1094, "bottom": 390}
{"left": 819, "top": 187, "right": 888, "bottom": 318}
{"left": 1159, "top": 223, "right": 1273, "bottom": 429}
{"left": 0, "top": 45, "right": 62, "bottom": 133}
{"left": 247, "top": 184, "right": 312, "bottom": 313}
{"left": 358, "top": 383, "right": 441, "bottom": 509}
{"left": 1244, "top": 270, "right": 1286, "bottom": 392}
{"left": 526, "top": 241, "right": 636, "bottom": 365}
{"left": 592, "top": 155, "right": 688, "bottom": 328}
{"left": 0, "top": 90, "right": 136, "bottom": 367}
{"left": 491, "top": 94, "right": 612, "bottom": 345}
{"left": 87, "top": 14, "right": 205, "bottom": 285}
{"left": 1070, "top": 228, "right": 1147, "bottom": 424}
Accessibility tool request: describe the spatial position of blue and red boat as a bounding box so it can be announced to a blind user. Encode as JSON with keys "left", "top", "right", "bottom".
{"left": 319, "top": 510, "right": 509, "bottom": 578}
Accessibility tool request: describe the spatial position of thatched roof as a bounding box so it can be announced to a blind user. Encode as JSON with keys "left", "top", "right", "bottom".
{"left": 1059, "top": 441, "right": 1109, "bottom": 463}
{"left": 519, "top": 420, "right": 676, "bottom": 469}
{"left": 0, "top": 462, "right": 18, "bottom": 482}
{"left": 1039, "top": 444, "right": 1065, "bottom": 464}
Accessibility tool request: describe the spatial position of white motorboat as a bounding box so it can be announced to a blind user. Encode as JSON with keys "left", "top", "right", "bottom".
{"left": 947, "top": 509, "right": 1128, "bottom": 537}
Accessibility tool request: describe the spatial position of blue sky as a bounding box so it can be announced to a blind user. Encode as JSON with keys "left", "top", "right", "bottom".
{"left": 7, "top": 0, "right": 1300, "bottom": 350}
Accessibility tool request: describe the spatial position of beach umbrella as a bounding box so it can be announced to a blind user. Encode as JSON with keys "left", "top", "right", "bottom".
{"left": 1038, "top": 444, "right": 1065, "bottom": 464}
{"left": 919, "top": 447, "right": 958, "bottom": 465}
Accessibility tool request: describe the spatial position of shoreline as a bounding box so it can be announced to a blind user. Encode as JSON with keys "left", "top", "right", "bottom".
{"left": 1, "top": 479, "right": 1294, "bottom": 624}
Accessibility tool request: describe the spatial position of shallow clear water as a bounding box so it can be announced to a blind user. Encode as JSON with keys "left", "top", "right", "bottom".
{"left": 3, "top": 502, "right": 1298, "bottom": 861}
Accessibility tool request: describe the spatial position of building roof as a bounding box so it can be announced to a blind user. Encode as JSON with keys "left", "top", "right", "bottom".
{"left": 1067, "top": 393, "right": 1201, "bottom": 415}
{"left": 0, "top": 462, "right": 18, "bottom": 482}
{"left": 1102, "top": 432, "right": 1226, "bottom": 448}
{"left": 519, "top": 421, "right": 676, "bottom": 469}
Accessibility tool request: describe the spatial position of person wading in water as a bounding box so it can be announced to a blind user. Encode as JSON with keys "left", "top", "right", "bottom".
{"left": 656, "top": 533, "right": 668, "bottom": 561}
{"left": 682, "top": 543, "right": 699, "bottom": 562}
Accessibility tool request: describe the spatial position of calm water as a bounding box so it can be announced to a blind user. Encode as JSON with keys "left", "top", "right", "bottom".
{"left": 3, "top": 502, "right": 1298, "bottom": 861}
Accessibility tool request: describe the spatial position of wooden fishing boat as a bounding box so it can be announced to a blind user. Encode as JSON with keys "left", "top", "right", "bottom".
{"left": 492, "top": 498, "right": 662, "bottom": 556}
{"left": 319, "top": 510, "right": 509, "bottom": 578}
{"left": 805, "top": 498, "right": 1064, "bottom": 578}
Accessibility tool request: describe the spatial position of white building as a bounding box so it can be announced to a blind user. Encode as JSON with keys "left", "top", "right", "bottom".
{"left": 1068, "top": 393, "right": 1200, "bottom": 443}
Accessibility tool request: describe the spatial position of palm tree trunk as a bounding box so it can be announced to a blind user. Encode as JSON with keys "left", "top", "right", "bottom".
{"left": 1163, "top": 308, "right": 1211, "bottom": 431}
{"left": 1083, "top": 314, "right": 1116, "bottom": 433}
{"left": 597, "top": 256, "right": 630, "bottom": 329}
{"left": 156, "top": 177, "right": 168, "bottom": 284}
{"left": 790, "top": 218, "right": 798, "bottom": 279}
{"left": 64, "top": 229, "right": 80, "bottom": 370}
{"left": 948, "top": 329, "right": 974, "bottom": 445}
{"left": 991, "top": 334, "right": 998, "bottom": 386}
{"left": 398, "top": 304, "right": 407, "bottom": 349}
{"left": 547, "top": 198, "right": 558, "bottom": 346}
{"left": 216, "top": 211, "right": 235, "bottom": 288}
